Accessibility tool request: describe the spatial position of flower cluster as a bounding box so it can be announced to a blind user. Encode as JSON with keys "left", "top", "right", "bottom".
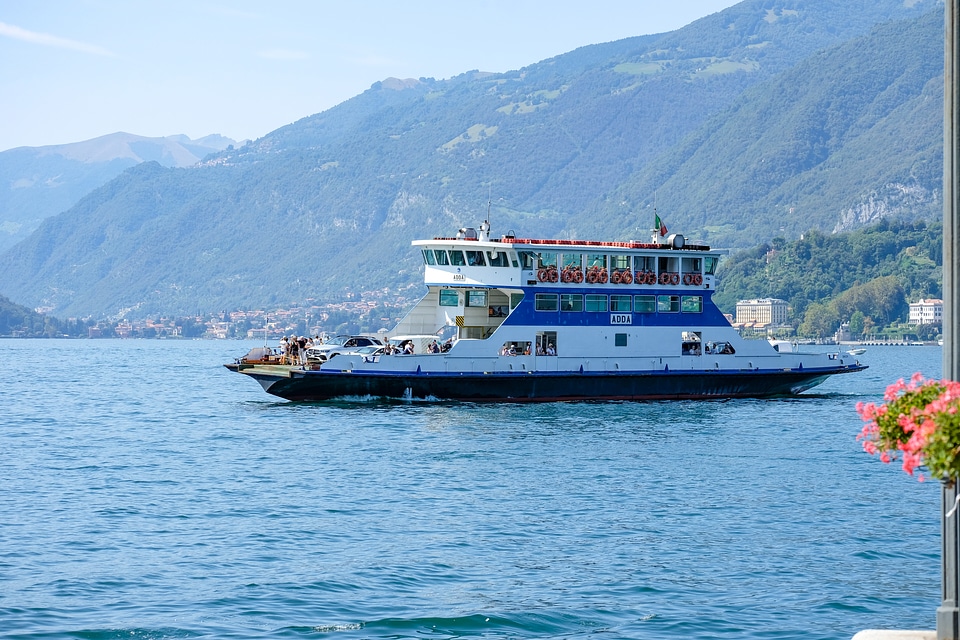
{"left": 856, "top": 373, "right": 960, "bottom": 482}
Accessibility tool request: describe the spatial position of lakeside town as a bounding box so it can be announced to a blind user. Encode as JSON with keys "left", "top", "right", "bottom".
{"left": 6, "top": 294, "right": 943, "bottom": 346}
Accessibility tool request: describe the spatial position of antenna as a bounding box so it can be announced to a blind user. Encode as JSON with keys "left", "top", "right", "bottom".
{"left": 486, "top": 185, "right": 492, "bottom": 227}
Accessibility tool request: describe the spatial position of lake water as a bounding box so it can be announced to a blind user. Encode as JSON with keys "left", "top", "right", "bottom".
{"left": 0, "top": 339, "right": 944, "bottom": 639}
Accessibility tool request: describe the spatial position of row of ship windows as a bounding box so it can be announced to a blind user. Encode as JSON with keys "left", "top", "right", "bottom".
{"left": 424, "top": 249, "right": 513, "bottom": 268}
{"left": 422, "top": 248, "right": 720, "bottom": 275}
{"left": 435, "top": 289, "right": 703, "bottom": 314}
{"left": 536, "top": 293, "right": 703, "bottom": 314}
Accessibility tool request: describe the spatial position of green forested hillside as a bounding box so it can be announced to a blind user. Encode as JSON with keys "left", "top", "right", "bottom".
{"left": 596, "top": 8, "right": 942, "bottom": 247}
{"left": 0, "top": 0, "right": 941, "bottom": 318}
{"left": 714, "top": 219, "right": 942, "bottom": 337}
{"left": 0, "top": 293, "right": 87, "bottom": 337}
{"left": 0, "top": 133, "right": 236, "bottom": 253}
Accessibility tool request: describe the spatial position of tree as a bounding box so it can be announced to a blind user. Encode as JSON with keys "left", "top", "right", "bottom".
{"left": 799, "top": 302, "right": 840, "bottom": 340}
{"left": 848, "top": 310, "right": 865, "bottom": 338}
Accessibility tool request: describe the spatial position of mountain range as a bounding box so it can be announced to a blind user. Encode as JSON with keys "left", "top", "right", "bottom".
{"left": 0, "top": 0, "right": 943, "bottom": 319}
{"left": 0, "top": 133, "right": 237, "bottom": 252}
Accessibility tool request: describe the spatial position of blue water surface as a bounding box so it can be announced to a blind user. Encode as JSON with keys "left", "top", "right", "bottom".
{"left": 0, "top": 340, "right": 943, "bottom": 639}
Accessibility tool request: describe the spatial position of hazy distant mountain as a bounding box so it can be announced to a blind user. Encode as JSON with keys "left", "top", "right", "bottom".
{"left": 0, "top": 0, "right": 941, "bottom": 318}
{"left": 0, "top": 132, "right": 237, "bottom": 251}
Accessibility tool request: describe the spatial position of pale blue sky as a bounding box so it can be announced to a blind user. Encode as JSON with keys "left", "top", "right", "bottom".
{"left": 0, "top": 1, "right": 739, "bottom": 152}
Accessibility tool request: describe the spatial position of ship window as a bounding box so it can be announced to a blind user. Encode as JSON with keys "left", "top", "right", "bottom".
{"left": 585, "top": 294, "right": 607, "bottom": 312}
{"left": 658, "top": 295, "right": 681, "bottom": 313}
{"left": 610, "top": 295, "right": 632, "bottom": 312}
{"left": 466, "top": 290, "right": 487, "bottom": 307}
{"left": 466, "top": 250, "right": 486, "bottom": 266}
{"left": 422, "top": 249, "right": 436, "bottom": 265}
{"left": 510, "top": 293, "right": 524, "bottom": 309}
{"left": 611, "top": 254, "right": 631, "bottom": 270}
{"left": 681, "top": 257, "right": 701, "bottom": 274}
{"left": 449, "top": 250, "right": 466, "bottom": 266}
{"left": 487, "top": 250, "right": 509, "bottom": 267}
{"left": 561, "top": 252, "right": 582, "bottom": 270}
{"left": 682, "top": 331, "right": 702, "bottom": 355}
{"left": 439, "top": 289, "right": 459, "bottom": 306}
{"left": 536, "top": 331, "right": 557, "bottom": 355}
{"left": 535, "top": 293, "right": 559, "bottom": 311}
{"left": 499, "top": 341, "right": 531, "bottom": 356}
{"left": 658, "top": 256, "right": 679, "bottom": 272}
{"left": 518, "top": 251, "right": 538, "bottom": 270}
{"left": 615, "top": 333, "right": 628, "bottom": 347}
{"left": 434, "top": 250, "right": 450, "bottom": 265}
{"left": 706, "top": 341, "right": 735, "bottom": 355}
{"left": 635, "top": 255, "right": 655, "bottom": 271}
{"left": 681, "top": 296, "right": 703, "bottom": 313}
{"left": 634, "top": 295, "right": 656, "bottom": 313}
{"left": 538, "top": 251, "right": 558, "bottom": 269}
{"left": 560, "top": 294, "right": 583, "bottom": 312}
{"left": 586, "top": 253, "right": 607, "bottom": 269}
{"left": 704, "top": 256, "right": 719, "bottom": 276}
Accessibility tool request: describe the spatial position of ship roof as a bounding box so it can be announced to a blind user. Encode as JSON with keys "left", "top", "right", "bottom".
{"left": 414, "top": 236, "right": 712, "bottom": 251}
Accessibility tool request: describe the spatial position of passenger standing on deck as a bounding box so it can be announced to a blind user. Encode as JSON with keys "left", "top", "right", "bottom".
{"left": 279, "top": 336, "right": 288, "bottom": 364}
{"left": 287, "top": 338, "right": 299, "bottom": 365}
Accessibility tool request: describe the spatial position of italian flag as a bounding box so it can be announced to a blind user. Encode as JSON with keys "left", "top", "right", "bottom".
{"left": 655, "top": 214, "right": 667, "bottom": 237}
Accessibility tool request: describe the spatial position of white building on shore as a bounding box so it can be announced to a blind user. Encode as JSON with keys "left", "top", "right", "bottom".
{"left": 909, "top": 298, "right": 943, "bottom": 325}
{"left": 735, "top": 298, "right": 789, "bottom": 326}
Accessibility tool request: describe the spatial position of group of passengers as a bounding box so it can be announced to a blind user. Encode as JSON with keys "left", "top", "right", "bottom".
{"left": 681, "top": 341, "right": 735, "bottom": 356}
{"left": 278, "top": 335, "right": 320, "bottom": 365}
{"left": 383, "top": 340, "right": 417, "bottom": 355}
{"left": 499, "top": 342, "right": 556, "bottom": 356}
{"left": 500, "top": 343, "right": 530, "bottom": 356}
{"left": 427, "top": 339, "right": 454, "bottom": 353}
{"left": 381, "top": 338, "right": 454, "bottom": 356}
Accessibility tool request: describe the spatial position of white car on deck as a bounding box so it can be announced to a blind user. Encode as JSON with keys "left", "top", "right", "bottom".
{"left": 304, "top": 335, "right": 384, "bottom": 362}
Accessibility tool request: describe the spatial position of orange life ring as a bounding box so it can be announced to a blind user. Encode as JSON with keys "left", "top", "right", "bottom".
{"left": 693, "top": 273, "right": 703, "bottom": 285}
{"left": 683, "top": 273, "right": 693, "bottom": 285}
{"left": 621, "top": 271, "right": 633, "bottom": 284}
{"left": 548, "top": 268, "right": 559, "bottom": 283}
{"left": 538, "top": 268, "right": 548, "bottom": 282}
{"left": 611, "top": 271, "right": 622, "bottom": 284}
{"left": 562, "top": 269, "right": 573, "bottom": 283}
{"left": 586, "top": 271, "right": 598, "bottom": 284}
{"left": 659, "top": 272, "right": 670, "bottom": 285}
{"left": 599, "top": 270, "right": 609, "bottom": 284}
{"left": 573, "top": 270, "right": 583, "bottom": 283}
{"left": 670, "top": 273, "right": 680, "bottom": 285}
{"left": 646, "top": 272, "right": 657, "bottom": 285}
{"left": 634, "top": 271, "right": 644, "bottom": 284}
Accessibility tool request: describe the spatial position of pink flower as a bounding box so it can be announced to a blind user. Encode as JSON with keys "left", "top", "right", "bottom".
{"left": 856, "top": 373, "right": 960, "bottom": 482}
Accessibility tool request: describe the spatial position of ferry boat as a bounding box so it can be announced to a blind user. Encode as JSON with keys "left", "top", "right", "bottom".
{"left": 225, "top": 221, "right": 866, "bottom": 401}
